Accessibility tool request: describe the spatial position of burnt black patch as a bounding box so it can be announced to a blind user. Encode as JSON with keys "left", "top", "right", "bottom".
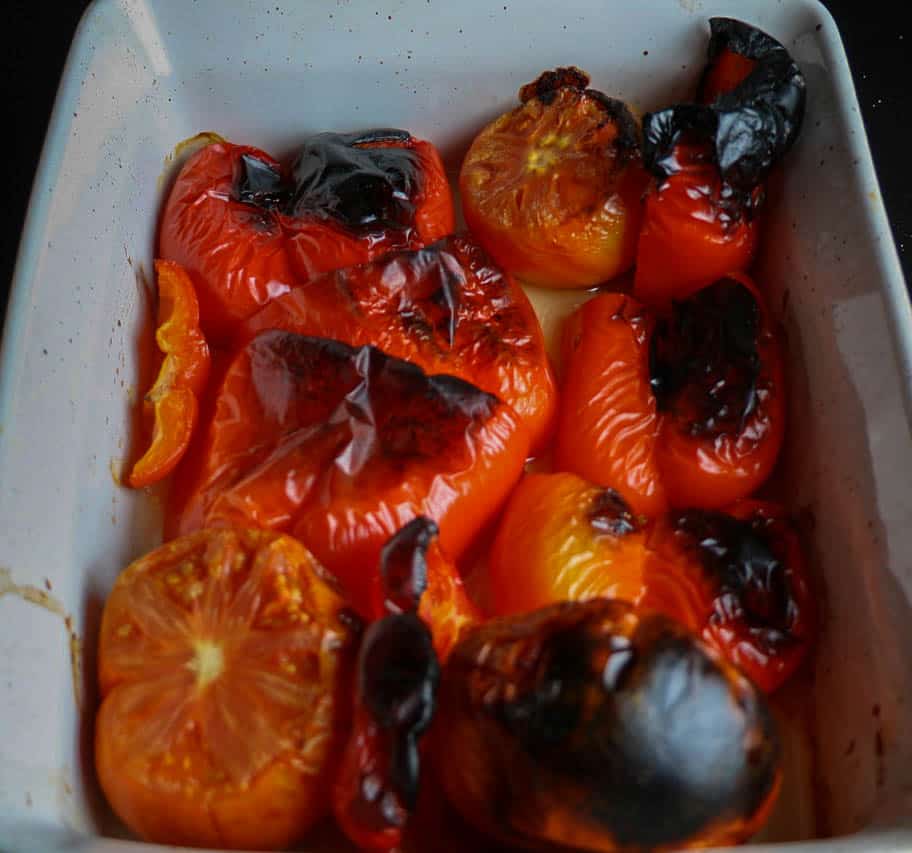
{"left": 518, "top": 66, "right": 590, "bottom": 105}
{"left": 643, "top": 18, "right": 806, "bottom": 197}
{"left": 649, "top": 278, "right": 761, "bottom": 437}
{"left": 379, "top": 517, "right": 438, "bottom": 616}
{"left": 232, "top": 129, "right": 423, "bottom": 233}
{"left": 517, "top": 68, "right": 640, "bottom": 158}
{"left": 588, "top": 489, "right": 640, "bottom": 537}
{"left": 671, "top": 509, "right": 797, "bottom": 650}
{"left": 360, "top": 613, "right": 440, "bottom": 810}
{"left": 235, "top": 153, "right": 293, "bottom": 209}
{"left": 441, "top": 601, "right": 780, "bottom": 849}
{"left": 582, "top": 622, "right": 779, "bottom": 846}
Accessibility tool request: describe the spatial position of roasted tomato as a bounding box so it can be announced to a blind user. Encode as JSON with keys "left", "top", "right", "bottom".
{"left": 95, "top": 528, "right": 358, "bottom": 850}
{"left": 642, "top": 500, "right": 814, "bottom": 693}
{"left": 437, "top": 600, "right": 781, "bottom": 851}
{"left": 634, "top": 19, "right": 806, "bottom": 304}
{"left": 460, "top": 67, "right": 648, "bottom": 289}
{"left": 128, "top": 260, "right": 210, "bottom": 489}
{"left": 239, "top": 235, "right": 557, "bottom": 450}
{"left": 167, "top": 332, "right": 528, "bottom": 617}
{"left": 159, "top": 130, "right": 454, "bottom": 342}
{"left": 486, "top": 473, "right": 648, "bottom": 617}
{"left": 556, "top": 274, "right": 784, "bottom": 513}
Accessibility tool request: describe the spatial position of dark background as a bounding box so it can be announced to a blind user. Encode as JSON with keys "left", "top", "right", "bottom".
{"left": 1, "top": 0, "right": 909, "bottom": 325}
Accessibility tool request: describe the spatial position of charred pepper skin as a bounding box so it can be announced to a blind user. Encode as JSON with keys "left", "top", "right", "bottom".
{"left": 437, "top": 600, "right": 781, "bottom": 852}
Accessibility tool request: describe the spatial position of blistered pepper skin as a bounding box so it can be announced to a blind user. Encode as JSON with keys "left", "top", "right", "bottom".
{"left": 643, "top": 500, "right": 814, "bottom": 694}
{"left": 634, "top": 18, "right": 806, "bottom": 305}
{"left": 556, "top": 274, "right": 784, "bottom": 515}
{"left": 437, "top": 600, "right": 781, "bottom": 852}
{"left": 159, "top": 133, "right": 454, "bottom": 342}
{"left": 167, "top": 332, "right": 528, "bottom": 617}
{"left": 238, "top": 235, "right": 557, "bottom": 451}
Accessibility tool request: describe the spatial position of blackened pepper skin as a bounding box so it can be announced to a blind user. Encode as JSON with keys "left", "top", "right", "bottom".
{"left": 642, "top": 18, "right": 806, "bottom": 201}
{"left": 437, "top": 600, "right": 781, "bottom": 852}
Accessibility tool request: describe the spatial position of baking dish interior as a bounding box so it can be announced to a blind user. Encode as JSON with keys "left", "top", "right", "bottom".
{"left": 2, "top": 1, "right": 912, "bottom": 851}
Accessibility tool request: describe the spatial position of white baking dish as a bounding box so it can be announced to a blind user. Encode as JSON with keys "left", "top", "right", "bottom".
{"left": 1, "top": 0, "right": 911, "bottom": 851}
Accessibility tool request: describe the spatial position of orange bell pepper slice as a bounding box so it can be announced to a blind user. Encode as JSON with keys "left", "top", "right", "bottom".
{"left": 128, "top": 260, "right": 210, "bottom": 488}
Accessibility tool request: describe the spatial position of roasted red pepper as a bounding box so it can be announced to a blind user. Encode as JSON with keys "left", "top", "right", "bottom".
{"left": 556, "top": 273, "right": 784, "bottom": 514}
{"left": 335, "top": 519, "right": 475, "bottom": 852}
{"left": 159, "top": 131, "right": 454, "bottom": 343}
{"left": 485, "top": 470, "right": 813, "bottom": 694}
{"left": 167, "top": 332, "right": 528, "bottom": 617}
{"left": 369, "top": 518, "right": 478, "bottom": 661}
{"left": 334, "top": 612, "right": 439, "bottom": 852}
{"left": 128, "top": 260, "right": 210, "bottom": 489}
{"left": 437, "top": 600, "right": 781, "bottom": 851}
{"left": 238, "top": 234, "right": 557, "bottom": 451}
{"left": 643, "top": 500, "right": 814, "bottom": 693}
{"left": 634, "top": 18, "right": 806, "bottom": 305}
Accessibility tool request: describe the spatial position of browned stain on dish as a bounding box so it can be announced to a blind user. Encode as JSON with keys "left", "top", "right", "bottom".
{"left": 109, "top": 457, "right": 124, "bottom": 486}
{"left": 0, "top": 567, "right": 83, "bottom": 711}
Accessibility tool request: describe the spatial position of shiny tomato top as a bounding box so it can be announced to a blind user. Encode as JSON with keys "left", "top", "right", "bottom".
{"left": 461, "top": 67, "right": 648, "bottom": 289}
{"left": 168, "top": 331, "right": 528, "bottom": 616}
{"left": 95, "top": 528, "right": 357, "bottom": 849}
{"left": 239, "top": 234, "right": 557, "bottom": 451}
{"left": 159, "top": 132, "right": 454, "bottom": 343}
{"left": 487, "top": 472, "right": 649, "bottom": 617}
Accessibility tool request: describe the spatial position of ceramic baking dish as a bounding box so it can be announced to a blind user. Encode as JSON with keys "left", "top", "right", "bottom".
{"left": 1, "top": 0, "right": 911, "bottom": 851}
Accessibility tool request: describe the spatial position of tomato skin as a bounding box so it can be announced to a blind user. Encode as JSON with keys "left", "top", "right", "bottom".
{"left": 159, "top": 136, "right": 453, "bottom": 343}
{"left": 633, "top": 163, "right": 758, "bottom": 306}
{"left": 556, "top": 275, "right": 783, "bottom": 515}
{"left": 128, "top": 260, "right": 210, "bottom": 489}
{"left": 167, "top": 332, "right": 528, "bottom": 618}
{"left": 555, "top": 293, "right": 666, "bottom": 517}
{"left": 238, "top": 235, "right": 557, "bottom": 452}
{"left": 460, "top": 67, "right": 648, "bottom": 289}
{"left": 643, "top": 500, "right": 814, "bottom": 693}
{"left": 487, "top": 473, "right": 648, "bottom": 617}
{"left": 95, "top": 528, "right": 357, "bottom": 850}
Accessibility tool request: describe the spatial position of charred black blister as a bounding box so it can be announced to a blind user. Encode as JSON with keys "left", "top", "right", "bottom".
{"left": 235, "top": 154, "right": 294, "bottom": 209}
{"left": 649, "top": 278, "right": 761, "bottom": 436}
{"left": 518, "top": 67, "right": 641, "bottom": 159}
{"left": 379, "top": 517, "right": 439, "bottom": 616}
{"left": 360, "top": 613, "right": 441, "bottom": 810}
{"left": 289, "top": 130, "right": 421, "bottom": 231}
{"left": 588, "top": 488, "right": 640, "bottom": 537}
{"left": 672, "top": 509, "right": 796, "bottom": 650}
{"left": 643, "top": 18, "right": 806, "bottom": 198}
{"left": 232, "top": 129, "right": 422, "bottom": 232}
{"left": 438, "top": 601, "right": 780, "bottom": 850}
